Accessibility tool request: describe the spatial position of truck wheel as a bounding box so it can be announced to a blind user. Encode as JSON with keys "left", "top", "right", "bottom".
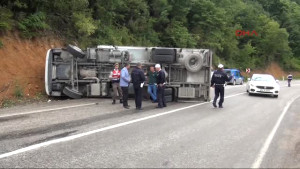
{"left": 184, "top": 54, "right": 203, "bottom": 72}
{"left": 152, "top": 54, "right": 175, "bottom": 63}
{"left": 152, "top": 48, "right": 175, "bottom": 55}
{"left": 67, "top": 44, "right": 85, "bottom": 58}
{"left": 63, "top": 86, "right": 83, "bottom": 99}
{"left": 164, "top": 88, "right": 173, "bottom": 96}
{"left": 165, "top": 95, "right": 173, "bottom": 102}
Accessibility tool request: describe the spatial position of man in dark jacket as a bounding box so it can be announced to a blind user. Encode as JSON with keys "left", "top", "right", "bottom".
{"left": 211, "top": 64, "right": 232, "bottom": 108}
{"left": 287, "top": 73, "right": 293, "bottom": 87}
{"left": 155, "top": 64, "right": 167, "bottom": 108}
{"left": 131, "top": 62, "right": 145, "bottom": 110}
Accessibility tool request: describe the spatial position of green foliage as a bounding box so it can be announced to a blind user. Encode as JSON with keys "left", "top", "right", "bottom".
{"left": 14, "top": 84, "right": 24, "bottom": 99}
{"left": 0, "top": 7, "right": 13, "bottom": 31}
{"left": 1, "top": 0, "right": 300, "bottom": 70}
{"left": 18, "top": 12, "right": 49, "bottom": 38}
{"left": 0, "top": 40, "right": 3, "bottom": 48}
{"left": 1, "top": 98, "right": 16, "bottom": 108}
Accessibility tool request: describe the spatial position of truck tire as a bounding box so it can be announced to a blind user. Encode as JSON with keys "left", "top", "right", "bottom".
{"left": 151, "top": 48, "right": 176, "bottom": 63}
{"left": 153, "top": 48, "right": 175, "bottom": 55}
{"left": 152, "top": 54, "right": 175, "bottom": 63}
{"left": 67, "top": 44, "right": 85, "bottom": 58}
{"left": 165, "top": 88, "right": 173, "bottom": 96}
{"left": 63, "top": 86, "right": 82, "bottom": 99}
{"left": 184, "top": 54, "right": 203, "bottom": 72}
{"left": 165, "top": 95, "right": 173, "bottom": 102}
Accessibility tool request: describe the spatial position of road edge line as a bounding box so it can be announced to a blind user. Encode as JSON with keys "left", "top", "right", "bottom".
{"left": 251, "top": 95, "right": 300, "bottom": 168}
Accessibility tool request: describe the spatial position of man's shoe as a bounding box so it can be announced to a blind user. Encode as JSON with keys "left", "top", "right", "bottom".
{"left": 212, "top": 103, "right": 217, "bottom": 108}
{"left": 120, "top": 99, "right": 123, "bottom": 103}
{"left": 219, "top": 105, "right": 223, "bottom": 108}
{"left": 123, "top": 106, "right": 130, "bottom": 109}
{"left": 112, "top": 100, "right": 116, "bottom": 104}
{"left": 156, "top": 106, "right": 163, "bottom": 108}
{"left": 163, "top": 105, "right": 167, "bottom": 107}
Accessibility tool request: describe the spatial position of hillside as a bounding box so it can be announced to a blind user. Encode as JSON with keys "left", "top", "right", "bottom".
{"left": 0, "top": 32, "right": 62, "bottom": 106}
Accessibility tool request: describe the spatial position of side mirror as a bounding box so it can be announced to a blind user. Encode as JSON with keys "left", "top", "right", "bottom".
{"left": 248, "top": 78, "right": 251, "bottom": 81}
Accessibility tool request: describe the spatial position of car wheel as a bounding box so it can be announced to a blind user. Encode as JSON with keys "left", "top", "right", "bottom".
{"left": 248, "top": 92, "right": 252, "bottom": 96}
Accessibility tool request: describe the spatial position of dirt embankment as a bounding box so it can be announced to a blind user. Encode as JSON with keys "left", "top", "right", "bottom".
{"left": 241, "top": 62, "right": 300, "bottom": 80}
{"left": 0, "top": 32, "right": 63, "bottom": 105}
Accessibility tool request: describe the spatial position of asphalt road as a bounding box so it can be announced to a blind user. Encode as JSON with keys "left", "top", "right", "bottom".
{"left": 0, "top": 81, "right": 300, "bottom": 168}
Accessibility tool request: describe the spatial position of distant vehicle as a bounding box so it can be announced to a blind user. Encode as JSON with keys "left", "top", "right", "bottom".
{"left": 224, "top": 69, "right": 244, "bottom": 85}
{"left": 246, "top": 74, "right": 280, "bottom": 98}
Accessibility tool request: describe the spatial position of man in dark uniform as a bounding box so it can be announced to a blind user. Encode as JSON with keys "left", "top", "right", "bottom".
{"left": 155, "top": 64, "right": 167, "bottom": 108}
{"left": 131, "top": 62, "right": 145, "bottom": 110}
{"left": 287, "top": 73, "right": 293, "bottom": 87}
{"left": 211, "top": 64, "right": 232, "bottom": 108}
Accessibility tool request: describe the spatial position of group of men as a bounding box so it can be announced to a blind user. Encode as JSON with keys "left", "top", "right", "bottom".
{"left": 109, "top": 62, "right": 167, "bottom": 110}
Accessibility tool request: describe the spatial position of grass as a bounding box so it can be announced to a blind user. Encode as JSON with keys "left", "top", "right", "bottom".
{"left": 1, "top": 98, "right": 16, "bottom": 108}
{"left": 14, "top": 84, "right": 24, "bottom": 99}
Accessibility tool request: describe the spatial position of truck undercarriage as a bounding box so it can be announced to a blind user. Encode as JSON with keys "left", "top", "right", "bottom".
{"left": 45, "top": 45, "right": 212, "bottom": 102}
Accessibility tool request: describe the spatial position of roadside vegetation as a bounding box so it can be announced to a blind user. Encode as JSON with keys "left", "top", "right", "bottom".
{"left": 0, "top": 0, "right": 300, "bottom": 71}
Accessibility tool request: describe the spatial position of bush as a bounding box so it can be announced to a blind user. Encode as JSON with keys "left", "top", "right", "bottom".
{"left": 1, "top": 98, "right": 15, "bottom": 108}
{"left": 0, "top": 40, "right": 3, "bottom": 48}
{"left": 18, "top": 12, "right": 49, "bottom": 38}
{"left": 14, "top": 85, "right": 24, "bottom": 99}
{"left": 0, "top": 7, "right": 13, "bottom": 31}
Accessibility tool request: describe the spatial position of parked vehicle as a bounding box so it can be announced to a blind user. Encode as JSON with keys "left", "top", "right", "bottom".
{"left": 246, "top": 74, "right": 280, "bottom": 98}
{"left": 45, "top": 45, "right": 212, "bottom": 102}
{"left": 224, "top": 69, "right": 244, "bottom": 85}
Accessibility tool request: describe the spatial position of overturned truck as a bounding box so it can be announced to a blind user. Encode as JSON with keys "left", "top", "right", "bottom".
{"left": 45, "top": 45, "right": 212, "bottom": 102}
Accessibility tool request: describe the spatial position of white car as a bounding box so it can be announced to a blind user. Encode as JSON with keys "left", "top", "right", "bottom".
{"left": 246, "top": 74, "right": 280, "bottom": 98}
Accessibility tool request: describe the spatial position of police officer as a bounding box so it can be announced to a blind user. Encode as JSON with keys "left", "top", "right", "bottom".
{"left": 155, "top": 64, "right": 166, "bottom": 108}
{"left": 131, "top": 62, "right": 145, "bottom": 110}
{"left": 211, "top": 64, "right": 232, "bottom": 108}
{"left": 109, "top": 63, "right": 123, "bottom": 104}
{"left": 287, "top": 73, "right": 293, "bottom": 87}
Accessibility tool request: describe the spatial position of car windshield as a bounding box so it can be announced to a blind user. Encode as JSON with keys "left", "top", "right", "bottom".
{"left": 252, "top": 75, "right": 275, "bottom": 82}
{"left": 225, "top": 70, "right": 231, "bottom": 76}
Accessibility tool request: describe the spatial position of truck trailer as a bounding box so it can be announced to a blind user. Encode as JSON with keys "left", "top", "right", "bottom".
{"left": 45, "top": 45, "right": 212, "bottom": 102}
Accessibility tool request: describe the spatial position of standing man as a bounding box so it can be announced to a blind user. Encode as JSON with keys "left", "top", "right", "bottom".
{"left": 155, "top": 64, "right": 166, "bottom": 108}
{"left": 120, "top": 63, "right": 131, "bottom": 109}
{"left": 146, "top": 66, "right": 158, "bottom": 103}
{"left": 287, "top": 73, "right": 293, "bottom": 87}
{"left": 211, "top": 64, "right": 232, "bottom": 108}
{"left": 131, "top": 62, "right": 145, "bottom": 110}
{"left": 109, "top": 63, "right": 123, "bottom": 104}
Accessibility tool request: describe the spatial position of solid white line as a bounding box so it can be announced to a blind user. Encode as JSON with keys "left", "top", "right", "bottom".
{"left": 251, "top": 95, "right": 300, "bottom": 168}
{"left": 0, "top": 103, "right": 96, "bottom": 118}
{"left": 0, "top": 92, "right": 246, "bottom": 159}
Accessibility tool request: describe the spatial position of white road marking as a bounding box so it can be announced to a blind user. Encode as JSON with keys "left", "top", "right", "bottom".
{"left": 0, "top": 92, "right": 246, "bottom": 159}
{"left": 251, "top": 95, "right": 300, "bottom": 168}
{"left": 0, "top": 103, "right": 96, "bottom": 118}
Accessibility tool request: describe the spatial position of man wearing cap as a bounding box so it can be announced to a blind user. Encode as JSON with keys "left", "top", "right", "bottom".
{"left": 109, "top": 63, "right": 123, "bottom": 104}
{"left": 211, "top": 64, "right": 232, "bottom": 108}
{"left": 287, "top": 73, "right": 293, "bottom": 87}
{"left": 155, "top": 64, "right": 167, "bottom": 108}
{"left": 131, "top": 62, "right": 145, "bottom": 110}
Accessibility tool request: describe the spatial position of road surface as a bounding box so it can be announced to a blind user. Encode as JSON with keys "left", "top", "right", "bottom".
{"left": 0, "top": 81, "right": 299, "bottom": 168}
